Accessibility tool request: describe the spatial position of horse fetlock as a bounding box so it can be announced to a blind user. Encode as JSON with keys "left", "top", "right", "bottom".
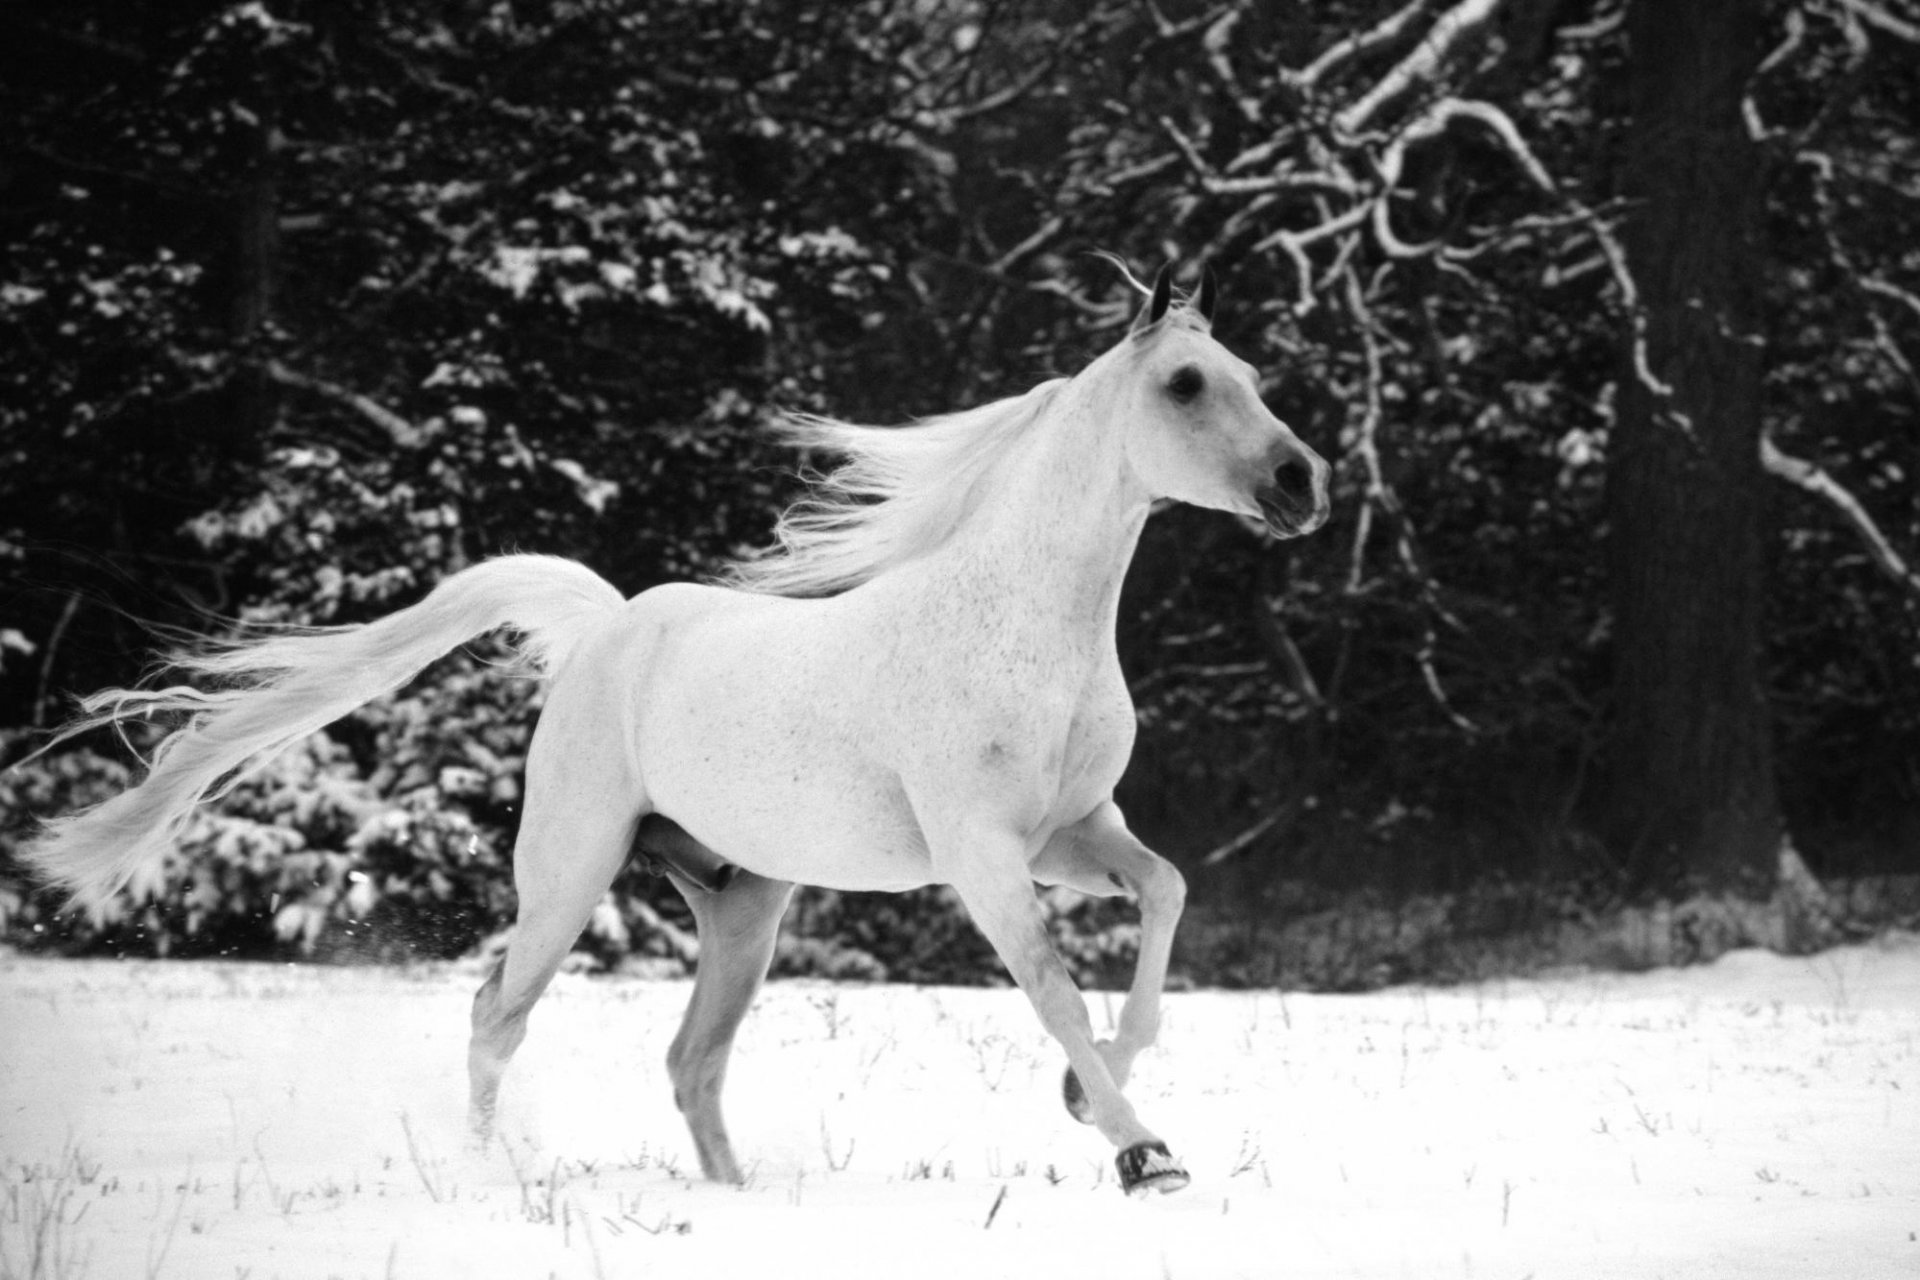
{"left": 696, "top": 1145, "right": 744, "bottom": 1185}
{"left": 1072, "top": 1079, "right": 1152, "bottom": 1150}
{"left": 1062, "top": 1037, "right": 1134, "bottom": 1124}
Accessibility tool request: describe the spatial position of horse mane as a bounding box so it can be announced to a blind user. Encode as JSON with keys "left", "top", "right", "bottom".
{"left": 720, "top": 377, "right": 1070, "bottom": 598}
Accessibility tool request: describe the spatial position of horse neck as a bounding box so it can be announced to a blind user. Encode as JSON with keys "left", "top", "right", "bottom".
{"left": 934, "top": 374, "right": 1150, "bottom": 641}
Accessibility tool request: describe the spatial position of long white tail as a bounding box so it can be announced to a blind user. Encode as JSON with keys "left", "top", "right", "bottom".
{"left": 21, "top": 554, "right": 625, "bottom": 912}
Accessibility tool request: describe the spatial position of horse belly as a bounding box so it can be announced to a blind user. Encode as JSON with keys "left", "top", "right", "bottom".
{"left": 629, "top": 603, "right": 932, "bottom": 891}
{"left": 656, "top": 753, "right": 930, "bottom": 892}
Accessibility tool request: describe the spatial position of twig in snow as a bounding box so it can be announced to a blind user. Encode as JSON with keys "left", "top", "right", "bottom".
{"left": 398, "top": 1112, "right": 446, "bottom": 1204}
{"left": 983, "top": 1184, "right": 1008, "bottom": 1229}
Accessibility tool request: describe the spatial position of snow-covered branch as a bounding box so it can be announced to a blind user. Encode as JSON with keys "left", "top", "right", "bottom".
{"left": 1295, "top": 0, "right": 1433, "bottom": 92}
{"left": 1337, "top": 267, "right": 1476, "bottom": 732}
{"left": 1382, "top": 97, "right": 1557, "bottom": 194}
{"left": 1335, "top": 0, "right": 1507, "bottom": 137}
{"left": 1831, "top": 0, "right": 1920, "bottom": 43}
{"left": 1370, "top": 97, "right": 1557, "bottom": 257}
{"left": 1201, "top": 8, "right": 1262, "bottom": 124}
{"left": 1762, "top": 436, "right": 1920, "bottom": 598}
{"left": 265, "top": 361, "right": 419, "bottom": 448}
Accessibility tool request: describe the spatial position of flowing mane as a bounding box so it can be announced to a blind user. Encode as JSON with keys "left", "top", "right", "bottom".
{"left": 720, "top": 377, "right": 1069, "bottom": 597}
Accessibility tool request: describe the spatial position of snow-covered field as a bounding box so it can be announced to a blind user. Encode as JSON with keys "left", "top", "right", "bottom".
{"left": 2, "top": 936, "right": 1916, "bottom": 1280}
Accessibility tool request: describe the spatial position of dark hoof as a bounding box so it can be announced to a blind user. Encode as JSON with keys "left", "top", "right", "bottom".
{"left": 1062, "top": 1065, "right": 1094, "bottom": 1124}
{"left": 1116, "top": 1141, "right": 1190, "bottom": 1197}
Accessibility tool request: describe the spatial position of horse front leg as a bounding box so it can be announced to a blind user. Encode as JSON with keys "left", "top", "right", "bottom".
{"left": 930, "top": 818, "right": 1189, "bottom": 1196}
{"left": 1030, "top": 801, "right": 1186, "bottom": 1118}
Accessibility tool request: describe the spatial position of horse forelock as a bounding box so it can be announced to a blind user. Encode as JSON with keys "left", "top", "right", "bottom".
{"left": 719, "top": 377, "right": 1071, "bottom": 597}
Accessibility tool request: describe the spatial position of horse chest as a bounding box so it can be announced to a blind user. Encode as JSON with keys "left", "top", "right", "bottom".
{"left": 957, "top": 653, "right": 1136, "bottom": 825}
{"left": 1054, "top": 672, "right": 1138, "bottom": 808}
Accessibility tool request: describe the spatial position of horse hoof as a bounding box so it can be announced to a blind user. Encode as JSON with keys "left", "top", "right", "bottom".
{"left": 1062, "top": 1065, "right": 1094, "bottom": 1124}
{"left": 1116, "top": 1141, "right": 1190, "bottom": 1197}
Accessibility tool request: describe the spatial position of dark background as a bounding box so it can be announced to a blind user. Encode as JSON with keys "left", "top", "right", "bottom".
{"left": 2, "top": 0, "right": 1915, "bottom": 985}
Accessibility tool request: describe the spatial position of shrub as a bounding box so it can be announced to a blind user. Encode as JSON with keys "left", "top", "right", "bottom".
{"left": 0, "top": 656, "right": 539, "bottom": 960}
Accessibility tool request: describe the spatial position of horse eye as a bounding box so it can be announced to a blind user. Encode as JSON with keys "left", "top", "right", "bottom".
{"left": 1166, "top": 366, "right": 1205, "bottom": 403}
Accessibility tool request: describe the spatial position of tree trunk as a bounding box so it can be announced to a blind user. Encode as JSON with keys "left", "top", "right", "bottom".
{"left": 1606, "top": 0, "right": 1780, "bottom": 895}
{"left": 229, "top": 98, "right": 279, "bottom": 446}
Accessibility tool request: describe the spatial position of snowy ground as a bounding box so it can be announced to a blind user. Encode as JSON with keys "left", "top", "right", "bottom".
{"left": 2, "top": 937, "right": 1916, "bottom": 1280}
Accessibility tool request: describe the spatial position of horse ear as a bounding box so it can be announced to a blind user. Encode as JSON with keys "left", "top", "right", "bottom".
{"left": 1197, "top": 265, "right": 1218, "bottom": 327}
{"left": 1132, "top": 265, "right": 1174, "bottom": 333}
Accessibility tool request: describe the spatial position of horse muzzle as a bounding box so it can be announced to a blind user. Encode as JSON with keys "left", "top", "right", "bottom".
{"left": 1255, "top": 450, "right": 1330, "bottom": 539}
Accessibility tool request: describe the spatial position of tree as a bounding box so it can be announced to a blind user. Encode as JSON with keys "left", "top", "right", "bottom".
{"left": 4, "top": 0, "right": 1916, "bottom": 962}
{"left": 1, "top": 0, "right": 957, "bottom": 956}
{"left": 886, "top": 0, "right": 1643, "bottom": 885}
{"left": 0, "top": 1, "right": 931, "bottom": 716}
{"left": 1604, "top": 0, "right": 1781, "bottom": 892}
{"left": 908, "top": 0, "right": 1918, "bottom": 901}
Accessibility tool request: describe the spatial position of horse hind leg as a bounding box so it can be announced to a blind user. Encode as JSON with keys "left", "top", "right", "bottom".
{"left": 663, "top": 866, "right": 796, "bottom": 1184}
{"left": 467, "top": 722, "right": 640, "bottom": 1144}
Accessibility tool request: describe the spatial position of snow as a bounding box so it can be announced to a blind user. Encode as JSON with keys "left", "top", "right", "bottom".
{"left": 2, "top": 936, "right": 1916, "bottom": 1280}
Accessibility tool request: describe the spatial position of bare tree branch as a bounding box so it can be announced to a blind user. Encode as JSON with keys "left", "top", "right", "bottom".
{"left": 1137, "top": 0, "right": 1229, "bottom": 41}
{"left": 1201, "top": 7, "right": 1263, "bottom": 124}
{"left": 1398, "top": 97, "right": 1557, "bottom": 193}
{"left": 1555, "top": 7, "right": 1623, "bottom": 42}
{"left": 1251, "top": 201, "right": 1371, "bottom": 298}
{"left": 1369, "top": 97, "right": 1557, "bottom": 258}
{"left": 1252, "top": 597, "right": 1326, "bottom": 709}
{"left": 1759, "top": 6, "right": 1810, "bottom": 77}
{"left": 1263, "top": 229, "right": 1319, "bottom": 314}
{"left": 914, "top": 56, "right": 1060, "bottom": 129}
{"left": 1797, "top": 150, "right": 1919, "bottom": 392}
{"left": 1334, "top": 0, "right": 1507, "bottom": 137}
{"left": 1341, "top": 267, "right": 1392, "bottom": 593}
{"left": 1201, "top": 802, "right": 1294, "bottom": 866}
{"left": 1762, "top": 436, "right": 1920, "bottom": 597}
{"left": 1338, "top": 268, "right": 1478, "bottom": 732}
{"left": 1295, "top": 0, "right": 1434, "bottom": 92}
{"left": 1573, "top": 202, "right": 1681, "bottom": 410}
{"left": 264, "top": 361, "right": 419, "bottom": 448}
{"left": 1861, "top": 274, "right": 1920, "bottom": 325}
{"left": 1089, "top": 152, "right": 1183, "bottom": 195}
{"left": 1831, "top": 0, "right": 1920, "bottom": 43}
{"left": 989, "top": 215, "right": 1064, "bottom": 275}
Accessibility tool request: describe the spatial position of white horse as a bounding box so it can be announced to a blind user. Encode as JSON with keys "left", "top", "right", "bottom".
{"left": 23, "top": 266, "right": 1329, "bottom": 1196}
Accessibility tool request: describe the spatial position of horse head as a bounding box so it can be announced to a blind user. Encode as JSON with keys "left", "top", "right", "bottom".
{"left": 1115, "top": 264, "right": 1329, "bottom": 539}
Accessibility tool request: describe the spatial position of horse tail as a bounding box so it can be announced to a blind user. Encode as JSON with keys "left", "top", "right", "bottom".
{"left": 20, "top": 554, "right": 625, "bottom": 913}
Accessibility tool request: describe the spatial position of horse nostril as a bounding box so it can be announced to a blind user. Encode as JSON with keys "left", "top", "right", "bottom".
{"left": 1273, "top": 459, "right": 1314, "bottom": 503}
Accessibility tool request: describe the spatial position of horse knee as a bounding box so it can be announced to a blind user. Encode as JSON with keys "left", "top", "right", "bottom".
{"left": 1136, "top": 854, "right": 1186, "bottom": 916}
